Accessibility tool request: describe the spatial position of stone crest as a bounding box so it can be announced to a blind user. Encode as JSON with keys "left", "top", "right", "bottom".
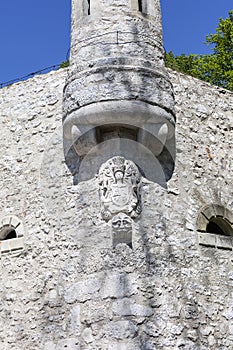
{"left": 112, "top": 213, "right": 133, "bottom": 249}
{"left": 98, "top": 156, "right": 141, "bottom": 221}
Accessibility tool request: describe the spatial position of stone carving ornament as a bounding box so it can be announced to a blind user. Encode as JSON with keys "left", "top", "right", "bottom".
{"left": 98, "top": 156, "right": 141, "bottom": 221}
{"left": 112, "top": 213, "right": 133, "bottom": 248}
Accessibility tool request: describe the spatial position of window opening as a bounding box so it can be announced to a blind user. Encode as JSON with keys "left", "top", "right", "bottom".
{"left": 138, "top": 0, "right": 142, "bottom": 12}
{"left": 0, "top": 216, "right": 25, "bottom": 253}
{"left": 87, "top": 0, "right": 90, "bottom": 15}
{"left": 197, "top": 205, "right": 233, "bottom": 249}
{"left": 206, "top": 217, "right": 233, "bottom": 237}
{"left": 83, "top": 0, "right": 90, "bottom": 16}
{"left": 0, "top": 225, "right": 17, "bottom": 240}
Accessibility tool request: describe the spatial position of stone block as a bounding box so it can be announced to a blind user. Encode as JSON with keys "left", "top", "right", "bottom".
{"left": 131, "top": 0, "right": 139, "bottom": 11}
{"left": 112, "top": 298, "right": 153, "bottom": 317}
{"left": 64, "top": 276, "right": 101, "bottom": 303}
{"left": 81, "top": 300, "right": 109, "bottom": 324}
{"left": 9, "top": 216, "right": 20, "bottom": 228}
{"left": 101, "top": 273, "right": 138, "bottom": 299}
{"left": 107, "top": 340, "right": 142, "bottom": 350}
{"left": 98, "top": 320, "right": 137, "bottom": 340}
{"left": 1, "top": 217, "right": 11, "bottom": 227}
{"left": 56, "top": 338, "right": 80, "bottom": 350}
{"left": 216, "top": 235, "right": 233, "bottom": 250}
{"left": 196, "top": 213, "right": 208, "bottom": 232}
{"left": 82, "top": 328, "right": 94, "bottom": 344}
{"left": 69, "top": 305, "right": 81, "bottom": 334}
{"left": 201, "top": 205, "right": 215, "bottom": 220}
{"left": 198, "top": 233, "right": 216, "bottom": 247}
{"left": 1, "top": 237, "right": 24, "bottom": 253}
{"left": 16, "top": 223, "right": 25, "bottom": 237}
{"left": 225, "top": 208, "right": 233, "bottom": 224}
{"left": 213, "top": 204, "right": 225, "bottom": 217}
{"left": 44, "top": 341, "right": 56, "bottom": 350}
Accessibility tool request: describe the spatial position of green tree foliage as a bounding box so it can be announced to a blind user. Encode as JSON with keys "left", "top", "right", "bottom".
{"left": 59, "top": 60, "right": 70, "bottom": 69}
{"left": 165, "top": 11, "right": 233, "bottom": 91}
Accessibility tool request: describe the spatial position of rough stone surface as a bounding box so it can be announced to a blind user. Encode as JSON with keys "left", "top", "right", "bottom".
{"left": 63, "top": 0, "right": 175, "bottom": 185}
{"left": 0, "top": 2, "right": 233, "bottom": 349}
{"left": 66, "top": 0, "right": 171, "bottom": 113}
{"left": 0, "top": 66, "right": 232, "bottom": 349}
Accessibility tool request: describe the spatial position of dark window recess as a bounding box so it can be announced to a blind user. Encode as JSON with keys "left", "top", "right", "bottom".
{"left": 87, "top": 0, "right": 90, "bottom": 15}
{"left": 96, "top": 124, "right": 138, "bottom": 143}
{"left": 5, "top": 229, "right": 17, "bottom": 240}
{"left": 138, "top": 0, "right": 142, "bottom": 12}
{"left": 206, "top": 217, "right": 233, "bottom": 237}
{"left": 0, "top": 226, "right": 17, "bottom": 240}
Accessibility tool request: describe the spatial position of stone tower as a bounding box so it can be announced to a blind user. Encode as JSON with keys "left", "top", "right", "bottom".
{"left": 63, "top": 0, "right": 175, "bottom": 185}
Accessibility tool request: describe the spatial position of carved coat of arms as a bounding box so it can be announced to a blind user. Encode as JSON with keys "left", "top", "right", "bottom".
{"left": 98, "top": 156, "right": 141, "bottom": 221}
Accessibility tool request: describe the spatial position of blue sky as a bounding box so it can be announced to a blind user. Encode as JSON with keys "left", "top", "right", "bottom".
{"left": 0, "top": 1, "right": 232, "bottom": 84}
{"left": 161, "top": 0, "right": 232, "bottom": 55}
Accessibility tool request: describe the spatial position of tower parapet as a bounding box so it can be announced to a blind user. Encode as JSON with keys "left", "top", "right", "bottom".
{"left": 63, "top": 0, "right": 176, "bottom": 184}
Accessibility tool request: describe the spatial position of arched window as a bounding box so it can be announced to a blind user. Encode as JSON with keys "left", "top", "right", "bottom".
{"left": 206, "top": 217, "right": 232, "bottom": 237}
{"left": 197, "top": 205, "right": 233, "bottom": 249}
{"left": 0, "top": 216, "right": 25, "bottom": 254}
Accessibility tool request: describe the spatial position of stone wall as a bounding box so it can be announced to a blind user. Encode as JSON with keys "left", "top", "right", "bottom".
{"left": 0, "top": 68, "right": 232, "bottom": 349}
{"left": 0, "top": 69, "right": 71, "bottom": 349}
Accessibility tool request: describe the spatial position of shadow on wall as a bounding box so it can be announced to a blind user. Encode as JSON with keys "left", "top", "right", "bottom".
{"left": 64, "top": 122, "right": 175, "bottom": 188}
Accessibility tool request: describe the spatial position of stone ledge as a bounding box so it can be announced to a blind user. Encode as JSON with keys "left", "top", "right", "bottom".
{"left": 0, "top": 237, "right": 24, "bottom": 254}
{"left": 198, "top": 232, "right": 233, "bottom": 250}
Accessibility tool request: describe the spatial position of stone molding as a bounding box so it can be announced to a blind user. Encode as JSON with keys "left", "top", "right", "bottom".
{"left": 198, "top": 232, "right": 233, "bottom": 250}
{"left": 197, "top": 204, "right": 233, "bottom": 250}
{"left": 197, "top": 204, "right": 233, "bottom": 232}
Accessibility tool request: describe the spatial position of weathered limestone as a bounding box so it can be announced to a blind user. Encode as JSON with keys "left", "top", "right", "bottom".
{"left": 112, "top": 213, "right": 133, "bottom": 248}
{"left": 0, "top": 1, "right": 232, "bottom": 349}
{"left": 98, "top": 156, "right": 141, "bottom": 220}
{"left": 63, "top": 0, "right": 176, "bottom": 184}
{"left": 97, "top": 155, "right": 141, "bottom": 248}
{"left": 0, "top": 66, "right": 232, "bottom": 350}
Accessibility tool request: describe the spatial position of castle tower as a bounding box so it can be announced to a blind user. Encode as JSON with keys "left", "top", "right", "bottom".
{"left": 63, "top": 0, "right": 176, "bottom": 185}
